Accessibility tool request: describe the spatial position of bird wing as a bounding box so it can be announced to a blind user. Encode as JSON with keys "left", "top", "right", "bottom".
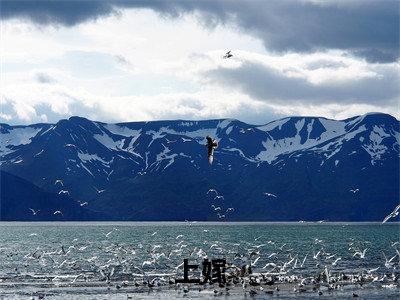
{"left": 382, "top": 214, "right": 391, "bottom": 223}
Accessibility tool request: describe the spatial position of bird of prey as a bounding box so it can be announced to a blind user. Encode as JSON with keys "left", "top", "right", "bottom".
{"left": 29, "top": 208, "right": 40, "bottom": 215}
{"left": 382, "top": 204, "right": 400, "bottom": 224}
{"left": 223, "top": 50, "right": 233, "bottom": 59}
{"left": 206, "top": 136, "right": 218, "bottom": 165}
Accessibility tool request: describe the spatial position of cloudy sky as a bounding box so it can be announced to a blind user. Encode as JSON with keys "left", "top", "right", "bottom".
{"left": 2, "top": 0, "right": 399, "bottom": 125}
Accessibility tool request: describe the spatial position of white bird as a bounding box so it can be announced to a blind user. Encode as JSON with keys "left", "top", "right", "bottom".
{"left": 349, "top": 188, "right": 359, "bottom": 194}
{"left": 382, "top": 204, "right": 400, "bottom": 224}
{"left": 226, "top": 207, "right": 235, "bottom": 212}
{"left": 264, "top": 192, "right": 277, "bottom": 198}
{"left": 211, "top": 205, "right": 221, "bottom": 211}
{"left": 54, "top": 179, "right": 64, "bottom": 186}
{"left": 207, "top": 189, "right": 218, "bottom": 196}
{"left": 367, "top": 267, "right": 380, "bottom": 274}
{"left": 165, "top": 138, "right": 177, "bottom": 144}
{"left": 214, "top": 195, "right": 224, "bottom": 201}
{"left": 217, "top": 213, "right": 225, "bottom": 219}
{"left": 29, "top": 208, "right": 40, "bottom": 215}
{"left": 53, "top": 210, "right": 63, "bottom": 216}
{"left": 105, "top": 228, "right": 118, "bottom": 237}
{"left": 332, "top": 257, "right": 341, "bottom": 266}
{"left": 251, "top": 256, "right": 260, "bottom": 267}
{"left": 93, "top": 186, "right": 106, "bottom": 194}
{"left": 176, "top": 235, "right": 184, "bottom": 240}
{"left": 78, "top": 201, "right": 88, "bottom": 207}
{"left": 353, "top": 248, "right": 367, "bottom": 259}
{"left": 142, "top": 259, "right": 156, "bottom": 268}
{"left": 151, "top": 231, "right": 157, "bottom": 236}
{"left": 313, "top": 250, "right": 321, "bottom": 259}
{"left": 58, "top": 190, "right": 69, "bottom": 195}
{"left": 262, "top": 262, "right": 277, "bottom": 269}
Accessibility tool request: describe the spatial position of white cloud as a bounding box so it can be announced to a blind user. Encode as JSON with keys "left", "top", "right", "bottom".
{"left": 2, "top": 9, "right": 398, "bottom": 125}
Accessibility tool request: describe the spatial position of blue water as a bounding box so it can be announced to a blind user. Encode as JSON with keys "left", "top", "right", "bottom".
{"left": 0, "top": 222, "right": 399, "bottom": 299}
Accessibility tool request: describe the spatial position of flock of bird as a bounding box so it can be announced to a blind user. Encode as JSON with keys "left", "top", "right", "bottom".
{"left": 207, "top": 188, "right": 235, "bottom": 220}
{"left": 28, "top": 179, "right": 96, "bottom": 218}
{"left": 2, "top": 225, "right": 399, "bottom": 299}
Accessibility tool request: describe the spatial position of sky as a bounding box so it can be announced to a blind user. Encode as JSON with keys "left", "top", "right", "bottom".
{"left": 1, "top": 0, "right": 399, "bottom": 125}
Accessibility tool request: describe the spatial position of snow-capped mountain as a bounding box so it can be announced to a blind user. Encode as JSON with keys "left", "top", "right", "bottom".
{"left": 1, "top": 113, "right": 399, "bottom": 221}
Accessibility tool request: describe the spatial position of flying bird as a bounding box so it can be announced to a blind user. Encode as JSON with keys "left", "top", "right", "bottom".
{"left": 29, "top": 208, "right": 40, "bottom": 215}
{"left": 206, "top": 136, "right": 218, "bottom": 165}
{"left": 53, "top": 210, "right": 63, "bottom": 216}
{"left": 382, "top": 204, "right": 400, "bottom": 223}
{"left": 78, "top": 201, "right": 88, "bottom": 207}
{"left": 58, "top": 190, "right": 69, "bottom": 195}
{"left": 207, "top": 188, "right": 218, "bottom": 196}
{"left": 264, "top": 192, "right": 277, "bottom": 198}
{"left": 223, "top": 50, "right": 233, "bottom": 59}
{"left": 349, "top": 188, "right": 359, "bottom": 194}
{"left": 54, "top": 179, "right": 64, "bottom": 186}
{"left": 93, "top": 186, "right": 106, "bottom": 194}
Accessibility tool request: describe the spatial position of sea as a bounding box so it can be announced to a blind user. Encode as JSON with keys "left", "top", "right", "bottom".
{"left": 0, "top": 222, "right": 399, "bottom": 299}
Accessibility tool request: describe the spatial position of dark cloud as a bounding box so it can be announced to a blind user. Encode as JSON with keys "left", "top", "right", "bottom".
{"left": 0, "top": 0, "right": 115, "bottom": 26}
{"left": 204, "top": 61, "right": 400, "bottom": 106}
{"left": 35, "top": 72, "right": 57, "bottom": 84}
{"left": 1, "top": 0, "right": 398, "bottom": 62}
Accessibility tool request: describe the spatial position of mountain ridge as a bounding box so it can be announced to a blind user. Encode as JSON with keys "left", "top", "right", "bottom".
{"left": 1, "top": 112, "right": 398, "bottom": 221}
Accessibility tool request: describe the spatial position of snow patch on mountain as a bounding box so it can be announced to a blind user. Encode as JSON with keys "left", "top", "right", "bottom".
{"left": 0, "top": 127, "right": 41, "bottom": 155}
{"left": 257, "top": 118, "right": 290, "bottom": 132}
{"left": 362, "top": 125, "right": 391, "bottom": 164}
{"left": 78, "top": 152, "right": 110, "bottom": 165}
{"left": 104, "top": 124, "right": 142, "bottom": 139}
{"left": 156, "top": 144, "right": 178, "bottom": 170}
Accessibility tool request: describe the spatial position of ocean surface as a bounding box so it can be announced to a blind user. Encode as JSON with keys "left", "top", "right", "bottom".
{"left": 0, "top": 222, "right": 399, "bottom": 299}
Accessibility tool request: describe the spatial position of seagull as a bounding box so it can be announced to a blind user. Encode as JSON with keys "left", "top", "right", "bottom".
{"left": 53, "top": 210, "right": 63, "bottom": 216}
{"left": 207, "top": 188, "right": 218, "bottom": 196}
{"left": 105, "top": 228, "right": 118, "bottom": 237}
{"left": 165, "top": 138, "right": 177, "bottom": 144}
{"left": 223, "top": 50, "right": 233, "bottom": 59}
{"left": 58, "top": 190, "right": 69, "bottom": 195}
{"left": 29, "top": 208, "right": 40, "bottom": 215}
{"left": 332, "top": 257, "right": 341, "bottom": 266}
{"left": 226, "top": 207, "right": 235, "bottom": 212}
{"left": 54, "top": 179, "right": 64, "bottom": 186}
{"left": 214, "top": 195, "right": 224, "bottom": 201}
{"left": 78, "top": 201, "right": 88, "bottom": 207}
{"left": 211, "top": 205, "right": 221, "bottom": 211}
{"left": 367, "top": 267, "right": 380, "bottom": 274}
{"left": 93, "top": 186, "right": 106, "bottom": 194}
{"left": 349, "top": 188, "right": 359, "bottom": 194}
{"left": 206, "top": 136, "right": 218, "bottom": 165}
{"left": 264, "top": 192, "right": 277, "bottom": 198}
{"left": 382, "top": 204, "right": 400, "bottom": 224}
{"left": 353, "top": 248, "right": 368, "bottom": 259}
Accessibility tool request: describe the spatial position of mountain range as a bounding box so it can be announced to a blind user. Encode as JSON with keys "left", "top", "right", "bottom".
{"left": 1, "top": 113, "right": 399, "bottom": 221}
